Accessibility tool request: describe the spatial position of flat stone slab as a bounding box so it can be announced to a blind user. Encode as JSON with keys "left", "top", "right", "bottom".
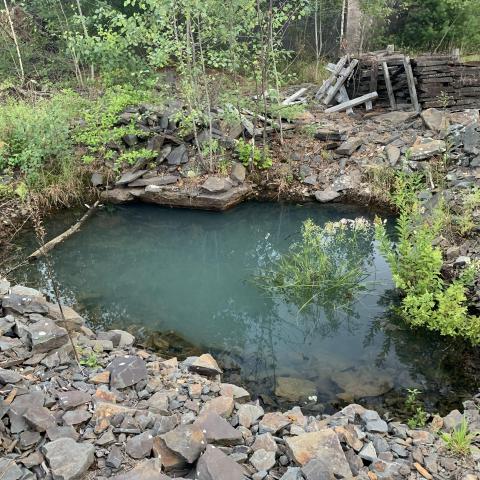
{"left": 116, "top": 170, "right": 148, "bottom": 186}
{"left": 103, "top": 184, "right": 252, "bottom": 211}
{"left": 128, "top": 175, "right": 179, "bottom": 187}
{"left": 107, "top": 355, "right": 148, "bottom": 389}
{"left": 313, "top": 189, "right": 340, "bottom": 203}
{"left": 409, "top": 139, "right": 446, "bottom": 160}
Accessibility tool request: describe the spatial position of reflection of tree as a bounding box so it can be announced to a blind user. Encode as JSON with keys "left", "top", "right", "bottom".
{"left": 365, "top": 289, "right": 479, "bottom": 413}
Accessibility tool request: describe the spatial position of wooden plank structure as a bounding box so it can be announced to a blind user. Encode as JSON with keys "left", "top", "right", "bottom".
{"left": 348, "top": 48, "right": 480, "bottom": 111}
{"left": 413, "top": 55, "right": 480, "bottom": 109}
{"left": 317, "top": 56, "right": 375, "bottom": 113}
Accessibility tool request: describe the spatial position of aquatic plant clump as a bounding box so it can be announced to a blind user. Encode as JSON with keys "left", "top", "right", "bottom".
{"left": 254, "top": 217, "right": 374, "bottom": 314}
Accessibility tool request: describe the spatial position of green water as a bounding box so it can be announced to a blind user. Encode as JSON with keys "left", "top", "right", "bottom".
{"left": 16, "top": 202, "right": 477, "bottom": 413}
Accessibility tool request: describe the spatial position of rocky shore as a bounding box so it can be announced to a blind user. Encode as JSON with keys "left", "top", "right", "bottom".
{"left": 0, "top": 279, "right": 479, "bottom": 480}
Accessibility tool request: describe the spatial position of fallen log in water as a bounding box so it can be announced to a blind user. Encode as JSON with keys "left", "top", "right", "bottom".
{"left": 29, "top": 201, "right": 100, "bottom": 260}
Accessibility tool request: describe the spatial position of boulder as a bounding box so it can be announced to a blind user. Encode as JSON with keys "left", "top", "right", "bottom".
{"left": 196, "top": 445, "right": 247, "bottom": 480}
{"left": 220, "top": 383, "right": 250, "bottom": 402}
{"left": 166, "top": 144, "right": 188, "bottom": 165}
{"left": 43, "top": 438, "right": 94, "bottom": 480}
{"left": 385, "top": 144, "right": 401, "bottom": 166}
{"left": 285, "top": 429, "right": 351, "bottom": 474}
{"left": 201, "top": 177, "right": 233, "bottom": 194}
{"left": 443, "top": 410, "right": 464, "bottom": 432}
{"left": 230, "top": 163, "right": 246, "bottom": 184}
{"left": 161, "top": 424, "right": 206, "bottom": 463}
{"left": 336, "top": 137, "right": 363, "bottom": 156}
{"left": 116, "top": 170, "right": 148, "bottom": 186}
{"left": 91, "top": 173, "right": 104, "bottom": 187}
{"left": 238, "top": 404, "right": 264, "bottom": 428}
{"left": 23, "top": 406, "right": 56, "bottom": 432}
{"left": 194, "top": 412, "right": 243, "bottom": 446}
{"left": 57, "top": 391, "right": 91, "bottom": 410}
{"left": 250, "top": 449, "right": 276, "bottom": 472}
{"left": 275, "top": 377, "right": 316, "bottom": 403}
{"left": 313, "top": 189, "right": 340, "bottom": 203}
{"left": 259, "top": 412, "right": 291, "bottom": 434}
{"left": 107, "top": 355, "right": 148, "bottom": 389}
{"left": 2, "top": 293, "right": 48, "bottom": 315}
{"left": 112, "top": 459, "right": 171, "bottom": 480}
{"left": 252, "top": 433, "right": 278, "bottom": 453}
{"left": 189, "top": 354, "right": 222, "bottom": 376}
{"left": 0, "top": 367, "right": 22, "bottom": 384}
{"left": 201, "top": 396, "right": 234, "bottom": 418}
{"left": 47, "top": 304, "right": 84, "bottom": 331}
{"left": 421, "top": 109, "right": 449, "bottom": 133}
{"left": 409, "top": 139, "right": 446, "bottom": 160}
{"left": 126, "top": 431, "right": 154, "bottom": 459}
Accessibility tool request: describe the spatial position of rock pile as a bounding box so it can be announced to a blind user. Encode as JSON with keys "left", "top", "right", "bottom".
{"left": 1, "top": 280, "right": 479, "bottom": 480}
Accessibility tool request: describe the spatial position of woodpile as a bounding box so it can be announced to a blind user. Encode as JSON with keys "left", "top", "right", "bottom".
{"left": 413, "top": 56, "right": 480, "bottom": 110}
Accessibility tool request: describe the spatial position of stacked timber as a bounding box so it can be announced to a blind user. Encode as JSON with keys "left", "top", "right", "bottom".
{"left": 413, "top": 56, "right": 480, "bottom": 110}
{"left": 348, "top": 52, "right": 413, "bottom": 109}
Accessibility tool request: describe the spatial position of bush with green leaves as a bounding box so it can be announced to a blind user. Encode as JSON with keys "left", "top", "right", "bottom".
{"left": 73, "top": 84, "right": 161, "bottom": 162}
{"left": 235, "top": 139, "right": 272, "bottom": 170}
{"left": 375, "top": 172, "right": 480, "bottom": 345}
{"left": 0, "top": 90, "right": 86, "bottom": 195}
{"left": 255, "top": 217, "right": 373, "bottom": 314}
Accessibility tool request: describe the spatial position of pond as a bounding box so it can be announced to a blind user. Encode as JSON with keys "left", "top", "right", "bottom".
{"left": 14, "top": 202, "right": 477, "bottom": 414}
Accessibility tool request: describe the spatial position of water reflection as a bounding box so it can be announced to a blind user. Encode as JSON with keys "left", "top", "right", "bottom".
{"left": 14, "top": 202, "right": 478, "bottom": 414}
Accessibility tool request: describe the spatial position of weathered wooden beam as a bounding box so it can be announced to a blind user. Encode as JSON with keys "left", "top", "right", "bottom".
{"left": 29, "top": 201, "right": 100, "bottom": 260}
{"left": 325, "top": 92, "right": 378, "bottom": 113}
{"left": 382, "top": 61, "right": 397, "bottom": 110}
{"left": 316, "top": 56, "right": 349, "bottom": 101}
{"left": 323, "top": 59, "right": 359, "bottom": 105}
{"left": 282, "top": 87, "right": 308, "bottom": 105}
{"left": 403, "top": 56, "right": 420, "bottom": 112}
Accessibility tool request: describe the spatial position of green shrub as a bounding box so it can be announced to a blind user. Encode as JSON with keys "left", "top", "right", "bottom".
{"left": 375, "top": 173, "right": 480, "bottom": 345}
{"left": 0, "top": 90, "right": 86, "bottom": 195}
{"left": 74, "top": 84, "right": 160, "bottom": 160}
{"left": 255, "top": 217, "right": 373, "bottom": 313}
{"left": 235, "top": 139, "right": 272, "bottom": 170}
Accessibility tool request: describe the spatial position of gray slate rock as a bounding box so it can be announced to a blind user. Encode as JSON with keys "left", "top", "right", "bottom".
{"left": 313, "top": 189, "right": 340, "bottom": 203}
{"left": 116, "top": 170, "right": 147, "bottom": 186}
{"left": 43, "top": 438, "right": 94, "bottom": 480}
{"left": 26, "top": 317, "right": 69, "bottom": 353}
{"left": 0, "top": 367, "right": 22, "bottom": 384}
{"left": 23, "top": 406, "right": 56, "bottom": 432}
{"left": 336, "top": 137, "right": 363, "bottom": 156}
{"left": 2, "top": 294, "right": 48, "bottom": 315}
{"left": 57, "top": 390, "right": 91, "bottom": 410}
{"left": 201, "top": 177, "right": 233, "bottom": 194}
{"left": 167, "top": 144, "right": 188, "bottom": 165}
{"left": 128, "top": 175, "right": 178, "bottom": 187}
{"left": 0, "top": 458, "right": 23, "bottom": 480}
{"left": 111, "top": 459, "right": 171, "bottom": 479}
{"left": 250, "top": 449, "right": 276, "bottom": 471}
{"left": 161, "top": 424, "right": 206, "bottom": 463}
{"left": 409, "top": 139, "right": 446, "bottom": 160}
{"left": 91, "top": 173, "right": 104, "bottom": 187}
{"left": 107, "top": 355, "right": 148, "bottom": 389}
{"left": 280, "top": 468, "right": 304, "bottom": 480}
{"left": 196, "top": 445, "right": 247, "bottom": 480}
{"left": 126, "top": 431, "right": 154, "bottom": 459}
{"left": 194, "top": 411, "right": 243, "bottom": 446}
{"left": 230, "top": 163, "right": 246, "bottom": 184}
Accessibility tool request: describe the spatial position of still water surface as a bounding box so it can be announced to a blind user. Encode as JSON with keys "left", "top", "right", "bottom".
{"left": 16, "top": 202, "right": 477, "bottom": 413}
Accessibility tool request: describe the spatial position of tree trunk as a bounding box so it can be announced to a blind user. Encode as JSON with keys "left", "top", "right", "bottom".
{"left": 345, "top": 0, "right": 363, "bottom": 55}
{"left": 3, "top": 0, "right": 24, "bottom": 84}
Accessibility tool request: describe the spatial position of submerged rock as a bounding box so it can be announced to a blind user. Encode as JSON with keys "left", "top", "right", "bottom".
{"left": 275, "top": 377, "right": 317, "bottom": 403}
